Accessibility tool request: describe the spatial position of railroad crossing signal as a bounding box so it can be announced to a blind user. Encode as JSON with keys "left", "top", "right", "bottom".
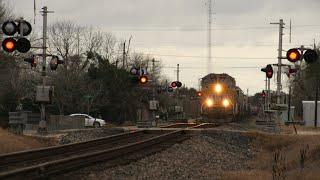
{"left": 49, "top": 56, "right": 64, "bottom": 70}
{"left": 170, "top": 81, "right": 182, "bottom": 88}
{"left": 1, "top": 20, "right": 32, "bottom": 53}
{"left": 261, "top": 65, "right": 273, "bottom": 79}
{"left": 262, "top": 90, "right": 266, "bottom": 98}
{"left": 266, "top": 65, "right": 273, "bottom": 79}
{"left": 286, "top": 48, "right": 318, "bottom": 64}
{"left": 24, "top": 56, "right": 37, "bottom": 67}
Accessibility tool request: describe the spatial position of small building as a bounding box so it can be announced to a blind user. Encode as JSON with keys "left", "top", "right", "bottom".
{"left": 302, "top": 101, "right": 320, "bottom": 127}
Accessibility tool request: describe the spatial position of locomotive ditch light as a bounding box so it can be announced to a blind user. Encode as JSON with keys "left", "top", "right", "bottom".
{"left": 286, "top": 48, "right": 301, "bottom": 63}
{"left": 214, "top": 83, "right": 222, "bottom": 94}
{"left": 222, "top": 99, "right": 230, "bottom": 107}
{"left": 205, "top": 98, "right": 214, "bottom": 107}
{"left": 139, "top": 75, "right": 148, "bottom": 84}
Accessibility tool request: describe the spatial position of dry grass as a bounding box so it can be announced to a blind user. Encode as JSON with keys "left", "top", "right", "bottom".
{"left": 0, "top": 128, "right": 55, "bottom": 154}
{"left": 221, "top": 131, "right": 320, "bottom": 179}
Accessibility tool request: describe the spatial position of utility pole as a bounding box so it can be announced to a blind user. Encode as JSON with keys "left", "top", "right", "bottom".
{"left": 271, "top": 19, "right": 285, "bottom": 105}
{"left": 122, "top": 41, "right": 126, "bottom": 69}
{"left": 207, "top": 0, "right": 213, "bottom": 74}
{"left": 315, "top": 80, "right": 319, "bottom": 127}
{"left": 176, "top": 64, "right": 180, "bottom": 104}
{"left": 152, "top": 58, "right": 156, "bottom": 126}
{"left": 38, "top": 7, "right": 53, "bottom": 133}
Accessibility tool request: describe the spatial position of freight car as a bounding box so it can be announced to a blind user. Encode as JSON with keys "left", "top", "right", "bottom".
{"left": 200, "top": 73, "right": 248, "bottom": 122}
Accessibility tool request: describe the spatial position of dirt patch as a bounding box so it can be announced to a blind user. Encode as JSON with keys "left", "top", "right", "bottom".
{"left": 0, "top": 128, "right": 57, "bottom": 154}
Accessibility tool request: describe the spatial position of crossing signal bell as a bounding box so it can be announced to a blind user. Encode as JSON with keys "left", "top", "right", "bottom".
{"left": 1, "top": 20, "right": 32, "bottom": 53}
{"left": 266, "top": 65, "right": 273, "bottom": 79}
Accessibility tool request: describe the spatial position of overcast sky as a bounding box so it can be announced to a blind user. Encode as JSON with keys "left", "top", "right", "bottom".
{"left": 7, "top": 0, "right": 320, "bottom": 95}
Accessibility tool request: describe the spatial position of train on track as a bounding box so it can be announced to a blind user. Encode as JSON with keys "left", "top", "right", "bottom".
{"left": 200, "top": 73, "right": 248, "bottom": 122}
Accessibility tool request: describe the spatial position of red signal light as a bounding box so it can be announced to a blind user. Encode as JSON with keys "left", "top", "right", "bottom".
{"left": 197, "top": 91, "right": 202, "bottom": 97}
{"left": 2, "top": 38, "right": 16, "bottom": 52}
{"left": 171, "top": 81, "right": 177, "bottom": 88}
{"left": 286, "top": 49, "right": 301, "bottom": 63}
{"left": 266, "top": 65, "right": 273, "bottom": 79}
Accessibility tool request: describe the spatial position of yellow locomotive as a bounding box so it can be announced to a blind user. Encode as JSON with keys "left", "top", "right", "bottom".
{"left": 200, "top": 73, "right": 248, "bottom": 122}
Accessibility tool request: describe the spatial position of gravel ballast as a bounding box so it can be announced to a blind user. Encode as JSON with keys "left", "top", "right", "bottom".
{"left": 66, "top": 130, "right": 255, "bottom": 180}
{"left": 59, "top": 128, "right": 124, "bottom": 144}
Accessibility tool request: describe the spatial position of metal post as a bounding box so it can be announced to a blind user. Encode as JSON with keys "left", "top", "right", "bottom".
{"left": 288, "top": 86, "right": 291, "bottom": 122}
{"left": 38, "top": 7, "right": 53, "bottom": 133}
{"left": 38, "top": 7, "right": 48, "bottom": 133}
{"left": 265, "top": 76, "right": 268, "bottom": 110}
{"left": 271, "top": 19, "right": 285, "bottom": 104}
{"left": 315, "top": 80, "right": 319, "bottom": 127}
{"left": 267, "top": 78, "right": 271, "bottom": 110}
{"left": 177, "top": 64, "right": 180, "bottom": 82}
{"left": 152, "top": 58, "right": 156, "bottom": 126}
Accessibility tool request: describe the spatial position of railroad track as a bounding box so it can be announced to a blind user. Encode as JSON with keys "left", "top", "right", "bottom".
{"left": 0, "top": 130, "right": 187, "bottom": 179}
{"left": 161, "top": 123, "right": 220, "bottom": 129}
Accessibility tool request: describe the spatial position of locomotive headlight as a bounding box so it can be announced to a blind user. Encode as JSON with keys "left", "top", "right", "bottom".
{"left": 222, "top": 99, "right": 230, "bottom": 107}
{"left": 205, "top": 98, "right": 214, "bottom": 107}
{"left": 214, "top": 84, "right": 222, "bottom": 94}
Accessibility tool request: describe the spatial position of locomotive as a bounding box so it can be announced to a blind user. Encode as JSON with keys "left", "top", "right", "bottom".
{"left": 200, "top": 73, "right": 248, "bottom": 122}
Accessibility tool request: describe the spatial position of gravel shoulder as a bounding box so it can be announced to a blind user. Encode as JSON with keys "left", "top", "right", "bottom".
{"left": 66, "top": 130, "right": 256, "bottom": 180}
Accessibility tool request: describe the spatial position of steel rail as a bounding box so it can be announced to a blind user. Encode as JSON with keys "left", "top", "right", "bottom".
{"left": 0, "top": 129, "right": 146, "bottom": 171}
{"left": 0, "top": 130, "right": 186, "bottom": 179}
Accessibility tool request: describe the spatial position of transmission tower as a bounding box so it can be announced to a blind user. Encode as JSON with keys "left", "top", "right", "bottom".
{"left": 207, "top": 0, "right": 213, "bottom": 74}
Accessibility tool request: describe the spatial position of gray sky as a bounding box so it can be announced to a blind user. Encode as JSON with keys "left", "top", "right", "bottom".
{"left": 8, "top": 0, "right": 320, "bottom": 95}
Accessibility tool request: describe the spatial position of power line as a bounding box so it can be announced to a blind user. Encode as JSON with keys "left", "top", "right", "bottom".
{"left": 162, "top": 66, "right": 261, "bottom": 70}
{"left": 107, "top": 24, "right": 320, "bottom": 32}
{"left": 142, "top": 53, "right": 274, "bottom": 60}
